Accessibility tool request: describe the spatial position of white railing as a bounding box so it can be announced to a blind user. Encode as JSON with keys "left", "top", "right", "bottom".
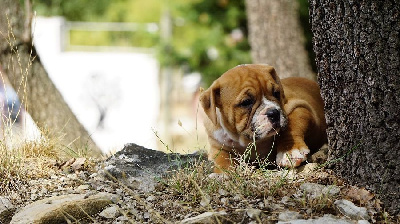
{"left": 61, "top": 20, "right": 159, "bottom": 53}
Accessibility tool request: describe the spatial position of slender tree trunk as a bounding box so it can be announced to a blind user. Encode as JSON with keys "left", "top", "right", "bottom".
{"left": 245, "top": 0, "right": 315, "bottom": 80}
{"left": 310, "top": 0, "right": 399, "bottom": 215}
{"left": 0, "top": 0, "right": 102, "bottom": 158}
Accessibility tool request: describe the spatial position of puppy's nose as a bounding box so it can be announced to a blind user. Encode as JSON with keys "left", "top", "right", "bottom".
{"left": 266, "top": 108, "right": 280, "bottom": 123}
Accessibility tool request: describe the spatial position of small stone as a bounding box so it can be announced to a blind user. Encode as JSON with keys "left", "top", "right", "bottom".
{"left": 66, "top": 173, "right": 77, "bottom": 180}
{"left": 146, "top": 195, "right": 156, "bottom": 202}
{"left": 40, "top": 188, "right": 48, "bottom": 195}
{"left": 246, "top": 209, "right": 262, "bottom": 219}
{"left": 180, "top": 211, "right": 227, "bottom": 224}
{"left": 114, "top": 215, "right": 129, "bottom": 224}
{"left": 76, "top": 184, "right": 90, "bottom": 192}
{"left": 116, "top": 188, "right": 123, "bottom": 195}
{"left": 99, "top": 205, "right": 120, "bottom": 219}
{"left": 116, "top": 215, "right": 128, "bottom": 221}
{"left": 281, "top": 196, "right": 291, "bottom": 205}
{"left": 218, "top": 188, "right": 227, "bottom": 196}
{"left": 220, "top": 197, "right": 229, "bottom": 205}
{"left": 208, "top": 172, "right": 229, "bottom": 180}
{"left": 300, "top": 183, "right": 340, "bottom": 199}
{"left": 71, "top": 158, "right": 86, "bottom": 171}
{"left": 89, "top": 173, "right": 98, "bottom": 178}
{"left": 233, "top": 195, "right": 241, "bottom": 201}
{"left": 30, "top": 194, "right": 38, "bottom": 201}
{"left": 278, "top": 211, "right": 303, "bottom": 221}
{"left": 334, "top": 199, "right": 370, "bottom": 220}
{"left": 59, "top": 176, "right": 69, "bottom": 182}
{"left": 200, "top": 195, "right": 211, "bottom": 207}
{"left": 105, "top": 164, "right": 117, "bottom": 171}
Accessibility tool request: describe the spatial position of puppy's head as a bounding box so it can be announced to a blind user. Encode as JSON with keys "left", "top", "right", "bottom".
{"left": 200, "top": 64, "right": 288, "bottom": 146}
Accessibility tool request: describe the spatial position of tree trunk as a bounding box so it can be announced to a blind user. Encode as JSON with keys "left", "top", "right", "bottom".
{"left": 0, "top": 0, "right": 102, "bottom": 158}
{"left": 310, "top": 0, "right": 399, "bottom": 215}
{"left": 245, "top": 0, "right": 315, "bottom": 80}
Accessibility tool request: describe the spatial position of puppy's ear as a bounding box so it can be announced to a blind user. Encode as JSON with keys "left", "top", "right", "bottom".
{"left": 266, "top": 66, "right": 286, "bottom": 103}
{"left": 265, "top": 66, "right": 280, "bottom": 84}
{"left": 200, "top": 84, "right": 221, "bottom": 125}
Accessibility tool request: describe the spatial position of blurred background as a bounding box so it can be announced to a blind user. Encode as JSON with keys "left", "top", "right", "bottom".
{"left": 1, "top": 0, "right": 315, "bottom": 154}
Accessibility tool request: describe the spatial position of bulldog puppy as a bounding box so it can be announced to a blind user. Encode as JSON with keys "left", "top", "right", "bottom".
{"left": 200, "top": 64, "right": 327, "bottom": 172}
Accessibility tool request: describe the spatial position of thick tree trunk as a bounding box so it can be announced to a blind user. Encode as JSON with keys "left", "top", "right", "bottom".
{"left": 245, "top": 0, "right": 315, "bottom": 80}
{"left": 310, "top": 0, "right": 399, "bottom": 215}
{"left": 0, "top": 0, "right": 102, "bottom": 158}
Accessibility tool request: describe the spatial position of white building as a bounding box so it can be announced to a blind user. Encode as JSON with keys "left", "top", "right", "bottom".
{"left": 33, "top": 17, "right": 160, "bottom": 153}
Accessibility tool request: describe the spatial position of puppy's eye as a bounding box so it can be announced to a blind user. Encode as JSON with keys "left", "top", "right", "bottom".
{"left": 273, "top": 90, "right": 280, "bottom": 100}
{"left": 238, "top": 98, "right": 254, "bottom": 108}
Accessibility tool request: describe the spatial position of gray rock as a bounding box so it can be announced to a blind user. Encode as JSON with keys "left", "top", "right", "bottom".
{"left": 99, "top": 204, "right": 120, "bottom": 219}
{"left": 300, "top": 183, "right": 340, "bottom": 199}
{"left": 278, "top": 211, "right": 303, "bottom": 221}
{"left": 10, "top": 192, "right": 117, "bottom": 224}
{"left": 0, "top": 196, "right": 15, "bottom": 224}
{"left": 334, "top": 199, "right": 370, "bottom": 220}
{"left": 103, "top": 143, "right": 207, "bottom": 192}
{"left": 180, "top": 211, "right": 227, "bottom": 224}
{"left": 277, "top": 214, "right": 354, "bottom": 224}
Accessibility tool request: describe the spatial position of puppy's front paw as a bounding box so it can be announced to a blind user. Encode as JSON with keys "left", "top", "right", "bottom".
{"left": 276, "top": 147, "right": 310, "bottom": 168}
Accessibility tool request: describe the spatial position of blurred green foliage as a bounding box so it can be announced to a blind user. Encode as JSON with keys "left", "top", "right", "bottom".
{"left": 34, "top": 0, "right": 112, "bottom": 21}
{"left": 34, "top": 0, "right": 313, "bottom": 86}
{"left": 158, "top": 0, "right": 251, "bottom": 86}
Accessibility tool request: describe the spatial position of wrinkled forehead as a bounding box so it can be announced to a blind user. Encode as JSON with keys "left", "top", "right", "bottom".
{"left": 218, "top": 65, "right": 277, "bottom": 96}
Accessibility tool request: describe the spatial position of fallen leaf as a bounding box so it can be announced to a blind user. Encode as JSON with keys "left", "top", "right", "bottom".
{"left": 342, "top": 186, "right": 374, "bottom": 204}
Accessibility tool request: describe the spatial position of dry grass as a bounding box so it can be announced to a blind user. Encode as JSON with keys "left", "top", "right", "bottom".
{"left": 0, "top": 121, "right": 64, "bottom": 194}
{"left": 152, "top": 146, "right": 337, "bottom": 222}
{"left": 0, "top": 15, "right": 82, "bottom": 195}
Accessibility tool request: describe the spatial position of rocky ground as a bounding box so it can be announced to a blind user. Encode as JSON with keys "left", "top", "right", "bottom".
{"left": 0, "top": 143, "right": 398, "bottom": 223}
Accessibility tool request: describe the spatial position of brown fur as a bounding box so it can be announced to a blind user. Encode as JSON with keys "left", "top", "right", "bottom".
{"left": 200, "top": 64, "right": 327, "bottom": 172}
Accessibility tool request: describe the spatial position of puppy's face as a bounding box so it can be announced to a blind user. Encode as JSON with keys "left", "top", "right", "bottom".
{"left": 201, "top": 64, "right": 288, "bottom": 146}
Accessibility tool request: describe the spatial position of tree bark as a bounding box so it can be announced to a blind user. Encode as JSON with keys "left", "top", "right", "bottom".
{"left": 310, "top": 0, "right": 399, "bottom": 215}
{"left": 0, "top": 0, "right": 102, "bottom": 158}
{"left": 245, "top": 0, "right": 315, "bottom": 80}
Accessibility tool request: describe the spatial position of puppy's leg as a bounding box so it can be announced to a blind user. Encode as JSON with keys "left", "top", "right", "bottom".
{"left": 209, "top": 146, "right": 234, "bottom": 173}
{"left": 276, "top": 107, "right": 313, "bottom": 167}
